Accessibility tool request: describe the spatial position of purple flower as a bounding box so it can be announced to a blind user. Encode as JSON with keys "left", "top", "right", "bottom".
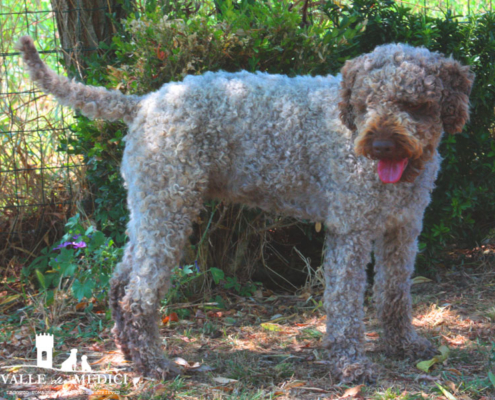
{"left": 72, "top": 234, "right": 81, "bottom": 240}
{"left": 54, "top": 241, "right": 72, "bottom": 250}
{"left": 53, "top": 240, "right": 87, "bottom": 250}
{"left": 195, "top": 260, "right": 200, "bottom": 273}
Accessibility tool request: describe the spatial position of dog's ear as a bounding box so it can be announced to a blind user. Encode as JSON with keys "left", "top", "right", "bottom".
{"left": 338, "top": 56, "right": 365, "bottom": 131}
{"left": 440, "top": 60, "right": 475, "bottom": 134}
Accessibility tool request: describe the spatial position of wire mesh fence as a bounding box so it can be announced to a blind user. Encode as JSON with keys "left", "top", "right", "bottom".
{"left": 395, "top": 0, "right": 492, "bottom": 17}
{"left": 0, "top": 0, "right": 491, "bottom": 266}
{"left": 0, "top": 0, "right": 85, "bottom": 265}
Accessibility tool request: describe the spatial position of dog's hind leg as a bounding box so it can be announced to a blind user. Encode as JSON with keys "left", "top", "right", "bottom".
{"left": 111, "top": 155, "right": 208, "bottom": 379}
{"left": 110, "top": 244, "right": 134, "bottom": 361}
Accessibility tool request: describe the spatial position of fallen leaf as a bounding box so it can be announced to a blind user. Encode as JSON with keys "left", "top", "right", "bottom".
{"left": 173, "top": 357, "right": 200, "bottom": 370}
{"left": 162, "top": 312, "right": 179, "bottom": 324}
{"left": 207, "top": 311, "right": 223, "bottom": 318}
{"left": 284, "top": 381, "right": 306, "bottom": 389}
{"left": 153, "top": 384, "right": 168, "bottom": 395}
{"left": 179, "top": 336, "right": 195, "bottom": 343}
{"left": 445, "top": 368, "right": 462, "bottom": 376}
{"left": 315, "top": 222, "right": 322, "bottom": 232}
{"left": 76, "top": 301, "right": 88, "bottom": 310}
{"left": 261, "top": 322, "right": 284, "bottom": 332}
{"left": 341, "top": 384, "right": 364, "bottom": 398}
{"left": 295, "top": 387, "right": 330, "bottom": 393}
{"left": 412, "top": 276, "right": 432, "bottom": 285}
{"left": 435, "top": 382, "right": 457, "bottom": 400}
{"left": 416, "top": 345, "right": 450, "bottom": 372}
{"left": 212, "top": 377, "right": 238, "bottom": 384}
{"left": 89, "top": 389, "right": 121, "bottom": 400}
{"left": 270, "top": 314, "right": 297, "bottom": 323}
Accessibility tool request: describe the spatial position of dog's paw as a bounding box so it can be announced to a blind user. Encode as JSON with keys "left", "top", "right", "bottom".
{"left": 328, "top": 355, "right": 377, "bottom": 384}
{"left": 144, "top": 357, "right": 182, "bottom": 381}
{"left": 385, "top": 334, "right": 438, "bottom": 360}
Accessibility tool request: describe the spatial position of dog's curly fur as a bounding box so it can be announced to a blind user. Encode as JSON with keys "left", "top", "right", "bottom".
{"left": 16, "top": 36, "right": 474, "bottom": 382}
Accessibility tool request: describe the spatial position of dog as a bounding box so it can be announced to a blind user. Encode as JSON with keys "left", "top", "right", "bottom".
{"left": 16, "top": 36, "right": 473, "bottom": 382}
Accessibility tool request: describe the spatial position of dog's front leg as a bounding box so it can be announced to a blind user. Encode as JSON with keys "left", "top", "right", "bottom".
{"left": 322, "top": 231, "right": 375, "bottom": 383}
{"left": 373, "top": 220, "right": 437, "bottom": 360}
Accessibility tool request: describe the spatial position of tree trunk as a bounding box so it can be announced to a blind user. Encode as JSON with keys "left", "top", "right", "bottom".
{"left": 51, "top": 0, "right": 130, "bottom": 78}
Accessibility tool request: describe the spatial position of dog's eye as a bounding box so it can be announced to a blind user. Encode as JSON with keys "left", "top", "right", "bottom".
{"left": 400, "top": 102, "right": 429, "bottom": 116}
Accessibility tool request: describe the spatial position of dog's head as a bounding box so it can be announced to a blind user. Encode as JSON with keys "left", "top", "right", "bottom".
{"left": 338, "top": 44, "right": 474, "bottom": 184}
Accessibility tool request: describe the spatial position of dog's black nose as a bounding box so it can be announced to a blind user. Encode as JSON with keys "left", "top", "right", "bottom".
{"left": 372, "top": 140, "right": 396, "bottom": 157}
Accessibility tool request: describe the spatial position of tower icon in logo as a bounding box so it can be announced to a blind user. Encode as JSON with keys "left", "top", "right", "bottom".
{"left": 36, "top": 333, "right": 54, "bottom": 369}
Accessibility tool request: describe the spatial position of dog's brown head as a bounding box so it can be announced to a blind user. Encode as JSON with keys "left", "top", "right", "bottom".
{"left": 338, "top": 44, "right": 474, "bottom": 184}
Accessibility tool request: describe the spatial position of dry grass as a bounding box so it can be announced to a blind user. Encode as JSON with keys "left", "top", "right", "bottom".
{"left": 1, "top": 29, "right": 85, "bottom": 271}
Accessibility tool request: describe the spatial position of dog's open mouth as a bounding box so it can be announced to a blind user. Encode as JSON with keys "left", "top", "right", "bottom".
{"left": 377, "top": 158, "right": 409, "bottom": 184}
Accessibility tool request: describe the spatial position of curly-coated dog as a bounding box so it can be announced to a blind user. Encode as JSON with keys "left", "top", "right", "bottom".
{"left": 17, "top": 36, "right": 473, "bottom": 382}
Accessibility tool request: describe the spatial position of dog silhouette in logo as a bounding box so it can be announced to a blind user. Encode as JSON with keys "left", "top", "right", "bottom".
{"left": 81, "top": 355, "right": 92, "bottom": 372}
{"left": 60, "top": 349, "right": 78, "bottom": 371}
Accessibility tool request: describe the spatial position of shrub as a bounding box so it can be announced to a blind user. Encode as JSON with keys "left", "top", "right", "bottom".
{"left": 25, "top": 214, "right": 122, "bottom": 305}
{"left": 60, "top": 0, "right": 495, "bottom": 290}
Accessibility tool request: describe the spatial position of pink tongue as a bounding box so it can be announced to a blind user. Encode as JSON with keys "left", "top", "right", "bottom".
{"left": 377, "top": 159, "right": 408, "bottom": 184}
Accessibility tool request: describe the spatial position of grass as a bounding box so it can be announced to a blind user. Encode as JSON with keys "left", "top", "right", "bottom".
{"left": 1, "top": 248, "right": 494, "bottom": 399}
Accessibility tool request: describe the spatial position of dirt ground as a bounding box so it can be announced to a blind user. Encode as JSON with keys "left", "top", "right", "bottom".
{"left": 1, "top": 248, "right": 494, "bottom": 400}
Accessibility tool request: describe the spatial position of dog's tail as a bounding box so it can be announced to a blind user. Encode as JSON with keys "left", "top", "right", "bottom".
{"left": 15, "top": 36, "right": 140, "bottom": 123}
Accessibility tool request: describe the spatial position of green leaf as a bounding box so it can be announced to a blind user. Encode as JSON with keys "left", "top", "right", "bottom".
{"left": 72, "top": 279, "right": 95, "bottom": 301}
{"left": 35, "top": 269, "right": 47, "bottom": 289}
{"left": 88, "top": 231, "right": 105, "bottom": 251}
{"left": 210, "top": 268, "right": 225, "bottom": 285}
{"left": 182, "top": 265, "right": 194, "bottom": 275}
{"left": 261, "top": 323, "right": 284, "bottom": 332}
{"left": 416, "top": 345, "right": 450, "bottom": 372}
{"left": 488, "top": 371, "right": 495, "bottom": 388}
{"left": 66, "top": 213, "right": 81, "bottom": 229}
{"left": 60, "top": 263, "right": 78, "bottom": 277}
